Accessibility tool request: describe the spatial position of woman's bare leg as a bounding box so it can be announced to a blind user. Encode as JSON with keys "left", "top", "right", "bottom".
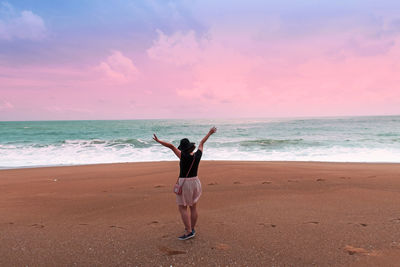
{"left": 189, "top": 203, "right": 198, "bottom": 230}
{"left": 178, "top": 205, "right": 191, "bottom": 233}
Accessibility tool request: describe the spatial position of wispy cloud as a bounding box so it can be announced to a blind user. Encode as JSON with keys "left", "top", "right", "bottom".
{"left": 95, "top": 50, "right": 139, "bottom": 83}
{"left": 0, "top": 2, "right": 47, "bottom": 41}
{"left": 0, "top": 99, "right": 13, "bottom": 110}
{"left": 148, "top": 28, "right": 261, "bottom": 103}
{"left": 44, "top": 106, "right": 93, "bottom": 114}
{"left": 147, "top": 29, "right": 202, "bottom": 66}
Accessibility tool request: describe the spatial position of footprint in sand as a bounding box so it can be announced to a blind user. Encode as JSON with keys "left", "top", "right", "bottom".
{"left": 79, "top": 223, "right": 88, "bottom": 226}
{"left": 344, "top": 245, "right": 371, "bottom": 255}
{"left": 208, "top": 182, "right": 218, "bottom": 186}
{"left": 148, "top": 221, "right": 159, "bottom": 226}
{"left": 31, "top": 224, "right": 45, "bottom": 228}
{"left": 262, "top": 181, "right": 272, "bottom": 184}
{"left": 348, "top": 222, "right": 368, "bottom": 227}
{"left": 109, "top": 225, "right": 126, "bottom": 230}
{"left": 316, "top": 178, "right": 325, "bottom": 182}
{"left": 212, "top": 243, "right": 230, "bottom": 250}
{"left": 305, "top": 221, "right": 319, "bottom": 225}
{"left": 259, "top": 223, "right": 277, "bottom": 228}
{"left": 9, "top": 222, "right": 14, "bottom": 225}
{"left": 233, "top": 181, "right": 241, "bottom": 184}
{"left": 158, "top": 246, "right": 186, "bottom": 256}
{"left": 154, "top": 184, "right": 164, "bottom": 188}
{"left": 102, "top": 190, "right": 108, "bottom": 193}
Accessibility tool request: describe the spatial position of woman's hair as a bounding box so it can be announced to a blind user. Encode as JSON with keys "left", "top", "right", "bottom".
{"left": 187, "top": 145, "right": 196, "bottom": 153}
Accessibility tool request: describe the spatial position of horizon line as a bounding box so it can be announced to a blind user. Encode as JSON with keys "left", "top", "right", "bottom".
{"left": 1, "top": 114, "right": 399, "bottom": 123}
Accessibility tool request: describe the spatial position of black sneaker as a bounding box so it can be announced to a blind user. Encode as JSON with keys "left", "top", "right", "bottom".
{"left": 184, "top": 228, "right": 196, "bottom": 235}
{"left": 178, "top": 231, "right": 195, "bottom": 240}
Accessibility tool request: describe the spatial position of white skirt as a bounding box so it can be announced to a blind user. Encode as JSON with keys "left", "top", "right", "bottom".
{"left": 176, "top": 176, "right": 202, "bottom": 206}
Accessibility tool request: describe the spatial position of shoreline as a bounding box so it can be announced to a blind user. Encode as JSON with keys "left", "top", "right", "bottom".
{"left": 1, "top": 161, "right": 400, "bottom": 265}
{"left": 2, "top": 159, "right": 400, "bottom": 171}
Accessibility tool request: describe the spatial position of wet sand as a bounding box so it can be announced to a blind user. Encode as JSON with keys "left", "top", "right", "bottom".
{"left": 1, "top": 161, "right": 400, "bottom": 266}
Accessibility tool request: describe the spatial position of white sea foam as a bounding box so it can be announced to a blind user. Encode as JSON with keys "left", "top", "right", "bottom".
{"left": 0, "top": 143, "right": 163, "bottom": 168}
{"left": 1, "top": 143, "right": 400, "bottom": 169}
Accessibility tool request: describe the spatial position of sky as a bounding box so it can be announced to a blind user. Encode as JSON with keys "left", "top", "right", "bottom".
{"left": 1, "top": 0, "right": 400, "bottom": 120}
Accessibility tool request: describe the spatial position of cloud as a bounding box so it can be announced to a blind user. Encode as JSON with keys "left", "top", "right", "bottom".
{"left": 0, "top": 99, "right": 13, "bottom": 110}
{"left": 145, "top": 23, "right": 400, "bottom": 117}
{"left": 148, "top": 28, "right": 262, "bottom": 103}
{"left": 96, "top": 50, "right": 139, "bottom": 82}
{"left": 44, "top": 106, "right": 93, "bottom": 114}
{"left": 0, "top": 2, "right": 47, "bottom": 40}
{"left": 147, "top": 29, "right": 202, "bottom": 66}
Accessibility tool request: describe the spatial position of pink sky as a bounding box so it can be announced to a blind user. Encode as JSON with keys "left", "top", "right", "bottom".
{"left": 1, "top": 1, "right": 400, "bottom": 120}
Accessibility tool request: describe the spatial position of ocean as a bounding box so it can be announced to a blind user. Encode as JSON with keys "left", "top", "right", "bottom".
{"left": 0, "top": 116, "right": 399, "bottom": 169}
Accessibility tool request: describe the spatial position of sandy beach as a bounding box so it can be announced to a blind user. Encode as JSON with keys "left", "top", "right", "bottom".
{"left": 1, "top": 161, "right": 400, "bottom": 266}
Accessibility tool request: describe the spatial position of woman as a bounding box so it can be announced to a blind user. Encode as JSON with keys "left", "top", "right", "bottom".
{"left": 153, "top": 127, "right": 217, "bottom": 240}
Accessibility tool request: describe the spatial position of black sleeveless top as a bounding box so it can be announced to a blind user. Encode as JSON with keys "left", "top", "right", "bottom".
{"left": 179, "top": 150, "right": 202, "bottom": 178}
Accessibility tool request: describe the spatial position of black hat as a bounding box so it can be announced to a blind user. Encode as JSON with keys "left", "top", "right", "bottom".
{"left": 178, "top": 138, "right": 195, "bottom": 151}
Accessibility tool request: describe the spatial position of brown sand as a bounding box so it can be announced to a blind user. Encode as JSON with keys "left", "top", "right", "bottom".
{"left": 1, "top": 161, "right": 400, "bottom": 266}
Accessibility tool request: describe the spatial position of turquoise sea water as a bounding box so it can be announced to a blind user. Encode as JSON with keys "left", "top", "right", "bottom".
{"left": 0, "top": 116, "right": 399, "bottom": 168}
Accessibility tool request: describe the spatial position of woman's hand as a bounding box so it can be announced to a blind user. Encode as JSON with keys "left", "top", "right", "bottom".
{"left": 153, "top": 133, "right": 160, "bottom": 143}
{"left": 199, "top": 126, "right": 217, "bottom": 152}
{"left": 209, "top": 126, "right": 217, "bottom": 135}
